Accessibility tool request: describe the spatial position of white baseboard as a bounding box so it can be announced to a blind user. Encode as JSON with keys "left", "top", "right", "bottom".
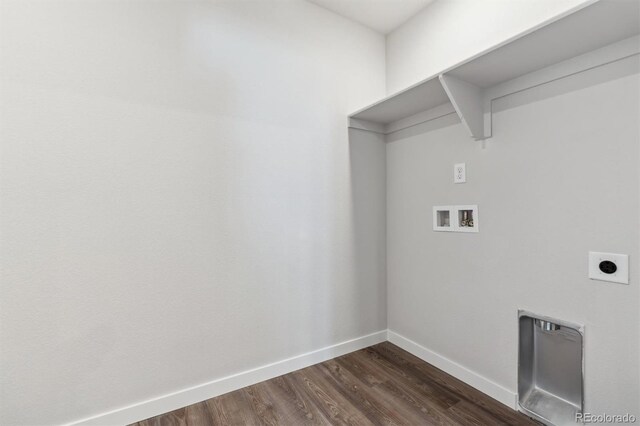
{"left": 68, "top": 330, "right": 517, "bottom": 425}
{"left": 68, "top": 330, "right": 387, "bottom": 426}
{"left": 387, "top": 330, "right": 518, "bottom": 410}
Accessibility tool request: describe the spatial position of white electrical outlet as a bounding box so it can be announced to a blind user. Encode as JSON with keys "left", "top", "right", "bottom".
{"left": 588, "top": 252, "right": 629, "bottom": 284}
{"left": 454, "top": 163, "right": 466, "bottom": 183}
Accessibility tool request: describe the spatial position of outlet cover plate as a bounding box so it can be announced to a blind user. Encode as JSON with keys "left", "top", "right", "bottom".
{"left": 588, "top": 252, "right": 629, "bottom": 284}
{"left": 454, "top": 163, "right": 466, "bottom": 184}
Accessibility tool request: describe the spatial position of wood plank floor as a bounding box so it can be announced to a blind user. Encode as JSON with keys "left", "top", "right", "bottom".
{"left": 132, "top": 342, "right": 538, "bottom": 426}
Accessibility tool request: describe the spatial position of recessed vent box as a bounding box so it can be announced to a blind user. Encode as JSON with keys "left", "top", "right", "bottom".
{"left": 518, "top": 311, "right": 583, "bottom": 426}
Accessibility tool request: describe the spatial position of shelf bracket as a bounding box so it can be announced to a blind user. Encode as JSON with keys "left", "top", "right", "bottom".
{"left": 439, "top": 73, "right": 488, "bottom": 140}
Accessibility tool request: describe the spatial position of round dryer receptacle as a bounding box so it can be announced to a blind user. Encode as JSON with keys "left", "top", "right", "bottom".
{"left": 599, "top": 260, "right": 617, "bottom": 274}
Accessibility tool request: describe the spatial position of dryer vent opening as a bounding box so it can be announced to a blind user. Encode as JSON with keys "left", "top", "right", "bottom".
{"left": 518, "top": 312, "right": 583, "bottom": 426}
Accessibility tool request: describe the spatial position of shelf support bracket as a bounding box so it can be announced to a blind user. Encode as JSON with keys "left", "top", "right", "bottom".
{"left": 439, "top": 73, "right": 488, "bottom": 140}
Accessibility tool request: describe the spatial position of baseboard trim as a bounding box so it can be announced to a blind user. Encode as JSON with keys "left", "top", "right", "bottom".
{"left": 387, "top": 330, "right": 518, "bottom": 410}
{"left": 69, "top": 330, "right": 517, "bottom": 425}
{"left": 68, "top": 330, "right": 387, "bottom": 426}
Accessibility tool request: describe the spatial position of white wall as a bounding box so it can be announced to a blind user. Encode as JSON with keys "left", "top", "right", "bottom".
{"left": 0, "top": 1, "right": 387, "bottom": 424}
{"left": 385, "top": 0, "right": 594, "bottom": 93}
{"left": 387, "top": 57, "right": 640, "bottom": 416}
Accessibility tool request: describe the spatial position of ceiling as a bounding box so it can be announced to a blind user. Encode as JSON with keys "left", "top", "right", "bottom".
{"left": 307, "top": 0, "right": 434, "bottom": 34}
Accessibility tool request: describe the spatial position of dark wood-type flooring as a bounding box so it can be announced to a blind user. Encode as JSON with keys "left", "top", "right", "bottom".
{"left": 132, "top": 342, "right": 538, "bottom": 426}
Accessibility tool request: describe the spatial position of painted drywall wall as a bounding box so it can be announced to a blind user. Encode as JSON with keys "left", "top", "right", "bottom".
{"left": 385, "top": 0, "right": 595, "bottom": 94}
{"left": 387, "top": 57, "right": 640, "bottom": 415}
{"left": 0, "top": 0, "right": 387, "bottom": 424}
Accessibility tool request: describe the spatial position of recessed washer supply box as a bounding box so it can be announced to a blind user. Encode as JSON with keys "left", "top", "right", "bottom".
{"left": 433, "top": 205, "right": 478, "bottom": 233}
